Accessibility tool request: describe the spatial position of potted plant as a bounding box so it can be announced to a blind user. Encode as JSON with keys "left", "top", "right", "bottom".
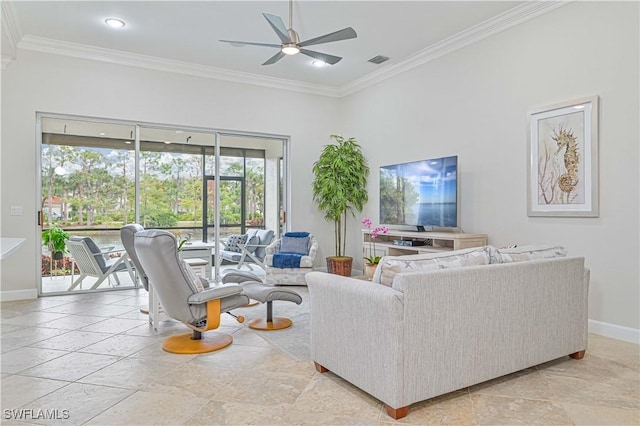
{"left": 312, "top": 134, "right": 370, "bottom": 276}
{"left": 42, "top": 224, "right": 70, "bottom": 260}
{"left": 361, "top": 218, "right": 388, "bottom": 279}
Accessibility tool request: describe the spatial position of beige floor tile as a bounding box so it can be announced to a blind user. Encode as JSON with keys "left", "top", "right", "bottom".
{"left": 183, "top": 400, "right": 296, "bottom": 425}
{"left": 286, "top": 410, "right": 380, "bottom": 425}
{"left": 123, "top": 320, "right": 185, "bottom": 337}
{"left": 108, "top": 296, "right": 149, "bottom": 308}
{"left": 470, "top": 368, "right": 552, "bottom": 400}
{"left": 0, "top": 323, "right": 24, "bottom": 335}
{"left": 0, "top": 375, "right": 70, "bottom": 409}
{"left": 78, "top": 317, "right": 146, "bottom": 333}
{"left": 78, "top": 357, "right": 181, "bottom": 390}
{"left": 292, "top": 373, "right": 383, "bottom": 420}
{"left": 76, "top": 305, "right": 140, "bottom": 318}
{"left": 1, "top": 346, "right": 69, "bottom": 374}
{"left": 38, "top": 314, "right": 106, "bottom": 330}
{"left": 129, "top": 341, "right": 201, "bottom": 364}
{"left": 78, "top": 333, "right": 160, "bottom": 357}
{"left": 0, "top": 327, "right": 69, "bottom": 353}
{"left": 228, "top": 327, "right": 271, "bottom": 347}
{"left": 471, "top": 393, "right": 572, "bottom": 425}
{"left": 40, "top": 302, "right": 103, "bottom": 315}
{"left": 212, "top": 370, "right": 312, "bottom": 406}
{"left": 386, "top": 391, "right": 474, "bottom": 425}
{"left": 587, "top": 333, "right": 640, "bottom": 370}
{"left": 1, "top": 311, "right": 70, "bottom": 327}
{"left": 29, "top": 330, "right": 113, "bottom": 351}
{"left": 84, "top": 390, "right": 210, "bottom": 425}
{"left": 561, "top": 401, "right": 640, "bottom": 425}
{"left": 545, "top": 372, "right": 639, "bottom": 410}
{"left": 192, "top": 342, "right": 278, "bottom": 371}
{"left": 20, "top": 352, "right": 121, "bottom": 381}
{"left": 19, "top": 382, "right": 135, "bottom": 425}
{"left": 140, "top": 362, "right": 239, "bottom": 399}
{"left": 115, "top": 309, "right": 149, "bottom": 320}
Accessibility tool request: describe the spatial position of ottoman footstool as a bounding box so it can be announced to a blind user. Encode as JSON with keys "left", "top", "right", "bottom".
{"left": 241, "top": 282, "right": 302, "bottom": 330}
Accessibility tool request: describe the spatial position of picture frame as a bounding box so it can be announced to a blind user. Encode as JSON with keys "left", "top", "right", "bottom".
{"left": 527, "top": 96, "right": 599, "bottom": 217}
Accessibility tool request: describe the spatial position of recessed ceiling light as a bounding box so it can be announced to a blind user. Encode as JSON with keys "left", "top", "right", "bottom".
{"left": 99, "top": 132, "right": 106, "bottom": 136}
{"left": 573, "top": 105, "right": 585, "bottom": 109}
{"left": 164, "top": 140, "right": 172, "bottom": 145}
{"left": 312, "top": 60, "right": 327, "bottom": 67}
{"left": 105, "top": 18, "right": 125, "bottom": 29}
{"left": 124, "top": 141, "right": 132, "bottom": 144}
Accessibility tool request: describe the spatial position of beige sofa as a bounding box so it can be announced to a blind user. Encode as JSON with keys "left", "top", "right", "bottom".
{"left": 306, "top": 247, "right": 589, "bottom": 420}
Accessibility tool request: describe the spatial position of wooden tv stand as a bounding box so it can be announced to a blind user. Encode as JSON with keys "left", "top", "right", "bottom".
{"left": 362, "top": 229, "right": 488, "bottom": 257}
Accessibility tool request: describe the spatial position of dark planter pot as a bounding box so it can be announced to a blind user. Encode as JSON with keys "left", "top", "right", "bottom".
{"left": 52, "top": 251, "right": 64, "bottom": 260}
{"left": 326, "top": 256, "right": 353, "bottom": 277}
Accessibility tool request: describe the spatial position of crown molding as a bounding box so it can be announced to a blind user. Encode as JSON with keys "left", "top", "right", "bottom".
{"left": 14, "top": 1, "right": 569, "bottom": 99}
{"left": 1, "top": 1, "right": 22, "bottom": 59}
{"left": 17, "top": 35, "right": 342, "bottom": 98}
{"left": 338, "top": 0, "right": 572, "bottom": 97}
{"left": 1, "top": 1, "right": 21, "bottom": 50}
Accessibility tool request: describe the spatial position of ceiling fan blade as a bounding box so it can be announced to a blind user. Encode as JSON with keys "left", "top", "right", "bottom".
{"left": 262, "top": 51, "right": 286, "bottom": 66}
{"left": 220, "top": 40, "right": 281, "bottom": 48}
{"left": 298, "top": 27, "right": 357, "bottom": 48}
{"left": 299, "top": 49, "right": 342, "bottom": 65}
{"left": 262, "top": 13, "right": 291, "bottom": 43}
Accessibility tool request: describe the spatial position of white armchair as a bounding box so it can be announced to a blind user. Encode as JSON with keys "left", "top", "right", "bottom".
{"left": 264, "top": 232, "right": 318, "bottom": 285}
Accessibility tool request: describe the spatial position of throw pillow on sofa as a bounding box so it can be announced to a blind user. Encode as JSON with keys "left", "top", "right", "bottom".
{"left": 224, "top": 234, "right": 248, "bottom": 253}
{"left": 374, "top": 246, "right": 494, "bottom": 286}
{"left": 497, "top": 244, "right": 567, "bottom": 263}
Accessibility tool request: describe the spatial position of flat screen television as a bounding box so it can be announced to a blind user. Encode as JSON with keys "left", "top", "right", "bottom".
{"left": 379, "top": 155, "right": 458, "bottom": 229}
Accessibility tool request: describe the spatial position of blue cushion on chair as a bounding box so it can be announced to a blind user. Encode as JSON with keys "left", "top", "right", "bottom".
{"left": 280, "top": 235, "right": 309, "bottom": 255}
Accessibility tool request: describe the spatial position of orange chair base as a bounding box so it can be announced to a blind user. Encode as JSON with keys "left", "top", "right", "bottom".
{"left": 139, "top": 306, "right": 149, "bottom": 314}
{"left": 162, "top": 332, "right": 232, "bottom": 354}
{"left": 249, "top": 317, "right": 292, "bottom": 331}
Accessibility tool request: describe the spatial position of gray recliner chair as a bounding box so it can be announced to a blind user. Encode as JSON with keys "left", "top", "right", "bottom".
{"left": 134, "top": 229, "right": 249, "bottom": 354}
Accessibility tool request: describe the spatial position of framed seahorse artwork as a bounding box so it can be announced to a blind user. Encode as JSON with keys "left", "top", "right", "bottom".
{"left": 528, "top": 96, "right": 599, "bottom": 217}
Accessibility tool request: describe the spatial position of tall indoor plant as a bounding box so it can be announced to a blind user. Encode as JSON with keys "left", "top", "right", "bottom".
{"left": 312, "top": 134, "right": 369, "bottom": 276}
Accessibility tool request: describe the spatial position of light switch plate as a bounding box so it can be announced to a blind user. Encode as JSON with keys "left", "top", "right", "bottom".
{"left": 10, "top": 206, "right": 23, "bottom": 216}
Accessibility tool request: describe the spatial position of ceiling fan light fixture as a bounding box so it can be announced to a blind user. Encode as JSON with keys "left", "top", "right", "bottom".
{"left": 312, "top": 60, "right": 327, "bottom": 67}
{"left": 281, "top": 44, "right": 300, "bottom": 55}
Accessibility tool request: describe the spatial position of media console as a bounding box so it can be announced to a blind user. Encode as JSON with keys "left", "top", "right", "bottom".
{"left": 362, "top": 229, "right": 488, "bottom": 258}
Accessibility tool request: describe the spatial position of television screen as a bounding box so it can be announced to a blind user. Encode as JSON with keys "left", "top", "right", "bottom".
{"left": 380, "top": 156, "right": 458, "bottom": 228}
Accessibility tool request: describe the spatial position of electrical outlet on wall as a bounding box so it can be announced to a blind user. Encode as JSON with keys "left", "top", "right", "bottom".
{"left": 10, "top": 206, "right": 23, "bottom": 216}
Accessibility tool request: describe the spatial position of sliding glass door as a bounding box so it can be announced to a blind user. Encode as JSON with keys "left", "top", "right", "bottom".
{"left": 39, "top": 115, "right": 286, "bottom": 295}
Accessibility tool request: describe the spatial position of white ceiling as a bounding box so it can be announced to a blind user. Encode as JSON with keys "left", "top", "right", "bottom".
{"left": 4, "top": 1, "right": 562, "bottom": 94}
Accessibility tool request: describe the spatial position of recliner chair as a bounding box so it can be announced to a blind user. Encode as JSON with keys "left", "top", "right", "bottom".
{"left": 134, "top": 229, "right": 249, "bottom": 354}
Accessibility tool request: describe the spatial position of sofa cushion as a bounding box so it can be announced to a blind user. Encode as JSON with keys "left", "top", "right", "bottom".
{"left": 497, "top": 245, "right": 567, "bottom": 263}
{"left": 374, "top": 246, "right": 493, "bottom": 286}
{"left": 280, "top": 235, "right": 309, "bottom": 255}
{"left": 224, "top": 234, "right": 247, "bottom": 253}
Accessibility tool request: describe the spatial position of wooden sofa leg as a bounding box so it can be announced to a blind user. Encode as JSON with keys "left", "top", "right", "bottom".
{"left": 314, "top": 362, "right": 329, "bottom": 373}
{"left": 569, "top": 350, "right": 586, "bottom": 359}
{"left": 385, "top": 404, "right": 409, "bottom": 420}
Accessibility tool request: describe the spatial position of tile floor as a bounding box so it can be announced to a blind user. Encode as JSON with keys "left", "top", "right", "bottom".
{"left": 1, "top": 288, "right": 639, "bottom": 425}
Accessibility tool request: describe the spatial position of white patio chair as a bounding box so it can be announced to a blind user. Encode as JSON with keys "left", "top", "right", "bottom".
{"left": 66, "top": 236, "right": 135, "bottom": 291}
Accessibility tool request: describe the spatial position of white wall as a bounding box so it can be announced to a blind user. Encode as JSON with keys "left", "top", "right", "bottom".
{"left": 0, "top": 50, "right": 340, "bottom": 297}
{"left": 340, "top": 1, "right": 639, "bottom": 331}
{"left": 2, "top": 1, "right": 638, "bottom": 335}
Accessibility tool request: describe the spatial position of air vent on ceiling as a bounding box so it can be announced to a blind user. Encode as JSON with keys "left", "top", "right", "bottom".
{"left": 367, "top": 55, "right": 390, "bottom": 64}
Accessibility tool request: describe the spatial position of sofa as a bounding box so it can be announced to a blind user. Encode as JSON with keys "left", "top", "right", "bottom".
{"left": 306, "top": 245, "right": 589, "bottom": 419}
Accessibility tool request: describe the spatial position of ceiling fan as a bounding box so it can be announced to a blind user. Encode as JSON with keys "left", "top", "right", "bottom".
{"left": 220, "top": 0, "right": 357, "bottom": 66}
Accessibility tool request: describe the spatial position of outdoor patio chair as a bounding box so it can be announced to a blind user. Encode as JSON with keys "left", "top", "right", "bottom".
{"left": 66, "top": 236, "right": 135, "bottom": 291}
{"left": 221, "top": 229, "right": 275, "bottom": 271}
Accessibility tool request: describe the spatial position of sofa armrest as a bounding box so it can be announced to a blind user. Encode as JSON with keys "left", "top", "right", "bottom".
{"left": 306, "top": 271, "right": 406, "bottom": 407}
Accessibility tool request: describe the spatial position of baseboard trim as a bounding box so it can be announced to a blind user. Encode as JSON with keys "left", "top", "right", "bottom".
{"left": 589, "top": 319, "right": 639, "bottom": 344}
{"left": 0, "top": 289, "right": 38, "bottom": 302}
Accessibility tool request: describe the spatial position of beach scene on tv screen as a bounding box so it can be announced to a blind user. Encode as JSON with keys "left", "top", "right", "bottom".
{"left": 380, "top": 156, "right": 457, "bottom": 227}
